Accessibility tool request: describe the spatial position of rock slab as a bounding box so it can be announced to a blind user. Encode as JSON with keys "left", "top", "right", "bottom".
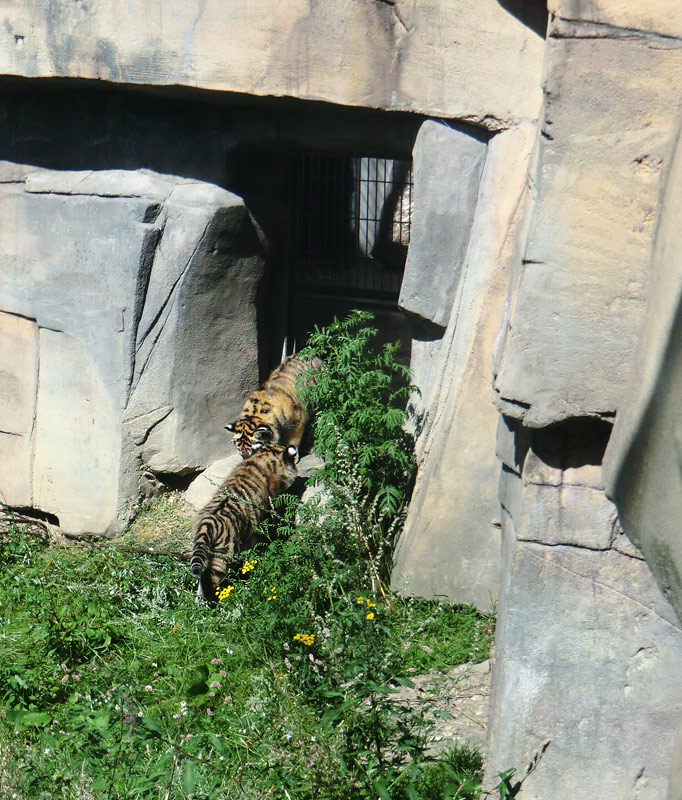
{"left": 393, "top": 124, "right": 537, "bottom": 610}
{"left": 398, "top": 121, "right": 486, "bottom": 329}
{"left": 485, "top": 418, "right": 682, "bottom": 798}
{"left": 0, "top": 167, "right": 264, "bottom": 534}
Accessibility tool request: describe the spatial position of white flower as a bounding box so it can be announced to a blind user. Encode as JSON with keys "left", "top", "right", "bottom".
{"left": 44, "top": 747, "right": 51, "bottom": 755}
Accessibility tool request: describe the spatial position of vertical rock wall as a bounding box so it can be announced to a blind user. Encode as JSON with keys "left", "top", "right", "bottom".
{"left": 393, "top": 121, "right": 539, "bottom": 608}
{"left": 484, "top": 6, "right": 682, "bottom": 797}
{"left": 486, "top": 417, "right": 682, "bottom": 797}
{"left": 602, "top": 100, "right": 682, "bottom": 800}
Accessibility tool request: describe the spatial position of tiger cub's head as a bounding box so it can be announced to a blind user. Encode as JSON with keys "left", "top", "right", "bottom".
{"left": 225, "top": 420, "right": 276, "bottom": 458}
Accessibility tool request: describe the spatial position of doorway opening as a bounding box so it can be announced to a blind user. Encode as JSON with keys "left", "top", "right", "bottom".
{"left": 284, "top": 152, "right": 413, "bottom": 359}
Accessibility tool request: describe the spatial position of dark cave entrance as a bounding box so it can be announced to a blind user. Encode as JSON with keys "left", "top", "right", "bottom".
{"left": 283, "top": 152, "right": 414, "bottom": 362}
{"left": 227, "top": 143, "right": 418, "bottom": 378}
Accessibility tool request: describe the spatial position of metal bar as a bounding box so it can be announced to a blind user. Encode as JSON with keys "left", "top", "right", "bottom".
{"left": 290, "top": 153, "right": 411, "bottom": 301}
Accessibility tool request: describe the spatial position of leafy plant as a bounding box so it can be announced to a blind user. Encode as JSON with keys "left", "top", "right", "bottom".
{"left": 299, "top": 309, "right": 416, "bottom": 514}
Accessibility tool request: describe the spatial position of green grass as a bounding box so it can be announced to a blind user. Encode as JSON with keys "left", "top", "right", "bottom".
{"left": 0, "top": 314, "right": 498, "bottom": 799}
{"left": 0, "top": 524, "right": 493, "bottom": 800}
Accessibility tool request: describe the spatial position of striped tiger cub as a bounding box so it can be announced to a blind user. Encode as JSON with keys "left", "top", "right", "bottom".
{"left": 191, "top": 443, "right": 298, "bottom": 600}
{"left": 225, "top": 355, "right": 322, "bottom": 458}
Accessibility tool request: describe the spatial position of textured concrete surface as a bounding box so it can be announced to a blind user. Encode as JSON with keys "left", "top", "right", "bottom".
{"left": 0, "top": 312, "right": 38, "bottom": 507}
{"left": 399, "top": 121, "right": 487, "bottom": 328}
{"left": 392, "top": 659, "right": 492, "bottom": 756}
{"left": 493, "top": 30, "right": 682, "bottom": 426}
{"left": 184, "top": 454, "right": 243, "bottom": 512}
{"left": 393, "top": 123, "right": 538, "bottom": 610}
{"left": 0, "top": 0, "right": 544, "bottom": 128}
{"left": 549, "top": 0, "right": 682, "bottom": 38}
{"left": 485, "top": 416, "right": 682, "bottom": 798}
{"left": 486, "top": 524, "right": 682, "bottom": 799}
{"left": 603, "top": 116, "right": 682, "bottom": 625}
{"left": 600, "top": 98, "right": 682, "bottom": 800}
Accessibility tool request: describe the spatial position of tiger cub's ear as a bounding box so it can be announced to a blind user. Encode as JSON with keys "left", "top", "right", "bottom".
{"left": 285, "top": 445, "right": 299, "bottom": 463}
{"left": 225, "top": 423, "right": 236, "bottom": 432}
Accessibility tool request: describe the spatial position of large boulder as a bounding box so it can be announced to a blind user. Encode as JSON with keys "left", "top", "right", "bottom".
{"left": 0, "top": 166, "right": 264, "bottom": 534}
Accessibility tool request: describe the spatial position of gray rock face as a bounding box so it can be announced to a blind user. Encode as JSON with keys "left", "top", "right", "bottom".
{"left": 548, "top": 0, "right": 682, "bottom": 39}
{"left": 0, "top": 313, "right": 37, "bottom": 508}
{"left": 601, "top": 95, "right": 682, "bottom": 800}
{"left": 603, "top": 116, "right": 682, "bottom": 627}
{"left": 484, "top": 13, "right": 682, "bottom": 798}
{"left": 493, "top": 30, "right": 682, "bottom": 427}
{"left": 0, "top": 166, "right": 264, "bottom": 534}
{"left": 0, "top": 0, "right": 544, "bottom": 128}
{"left": 393, "top": 123, "right": 537, "bottom": 609}
{"left": 485, "top": 416, "right": 682, "bottom": 798}
{"left": 398, "top": 121, "right": 487, "bottom": 329}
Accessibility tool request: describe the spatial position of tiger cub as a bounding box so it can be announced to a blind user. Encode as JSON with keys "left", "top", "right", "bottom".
{"left": 191, "top": 443, "right": 298, "bottom": 600}
{"left": 225, "top": 355, "right": 322, "bottom": 458}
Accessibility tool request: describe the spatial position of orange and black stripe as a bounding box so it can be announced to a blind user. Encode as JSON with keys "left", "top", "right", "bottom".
{"left": 226, "top": 356, "right": 322, "bottom": 458}
{"left": 191, "top": 444, "right": 298, "bottom": 600}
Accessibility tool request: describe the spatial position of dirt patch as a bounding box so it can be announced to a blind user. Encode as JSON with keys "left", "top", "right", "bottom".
{"left": 126, "top": 492, "right": 195, "bottom": 553}
{"left": 394, "top": 656, "right": 492, "bottom": 757}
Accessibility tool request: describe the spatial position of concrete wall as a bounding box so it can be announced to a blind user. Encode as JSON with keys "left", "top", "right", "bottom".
{"left": 484, "top": 5, "right": 682, "bottom": 797}
{"left": 602, "top": 99, "right": 682, "bottom": 800}
{"left": 392, "top": 120, "right": 538, "bottom": 609}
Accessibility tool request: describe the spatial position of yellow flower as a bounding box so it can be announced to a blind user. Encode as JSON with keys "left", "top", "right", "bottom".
{"left": 293, "top": 633, "right": 315, "bottom": 646}
{"left": 366, "top": 601, "right": 376, "bottom": 608}
{"left": 366, "top": 612, "right": 375, "bottom": 621}
{"left": 356, "top": 597, "right": 365, "bottom": 605}
{"left": 217, "top": 585, "right": 234, "bottom": 602}
{"left": 241, "top": 560, "right": 257, "bottom": 574}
